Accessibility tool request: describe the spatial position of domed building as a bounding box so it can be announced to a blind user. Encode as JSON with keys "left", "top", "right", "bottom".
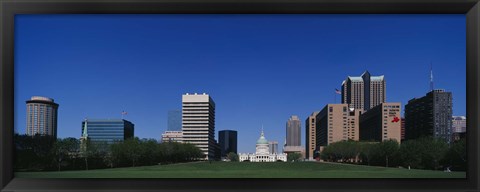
{"left": 239, "top": 129, "right": 287, "bottom": 162}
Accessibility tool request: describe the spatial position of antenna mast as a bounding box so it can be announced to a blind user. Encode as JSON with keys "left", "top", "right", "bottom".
{"left": 430, "top": 62, "right": 434, "bottom": 91}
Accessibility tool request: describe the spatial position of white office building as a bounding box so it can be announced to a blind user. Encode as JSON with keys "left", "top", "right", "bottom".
{"left": 182, "top": 93, "right": 216, "bottom": 160}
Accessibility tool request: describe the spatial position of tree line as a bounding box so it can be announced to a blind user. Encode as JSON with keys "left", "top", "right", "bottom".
{"left": 319, "top": 137, "right": 466, "bottom": 171}
{"left": 14, "top": 134, "right": 204, "bottom": 171}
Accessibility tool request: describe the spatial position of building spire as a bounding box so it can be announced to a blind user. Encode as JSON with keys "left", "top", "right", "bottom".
{"left": 261, "top": 124, "right": 264, "bottom": 137}
{"left": 82, "top": 118, "right": 88, "bottom": 138}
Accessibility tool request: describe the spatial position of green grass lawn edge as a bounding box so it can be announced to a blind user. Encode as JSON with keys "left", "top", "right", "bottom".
{"left": 15, "top": 161, "right": 466, "bottom": 178}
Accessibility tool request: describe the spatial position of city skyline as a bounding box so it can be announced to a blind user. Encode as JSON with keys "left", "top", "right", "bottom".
{"left": 15, "top": 14, "right": 466, "bottom": 153}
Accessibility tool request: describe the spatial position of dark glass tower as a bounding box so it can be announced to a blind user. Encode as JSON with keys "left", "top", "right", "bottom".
{"left": 218, "top": 130, "right": 237, "bottom": 157}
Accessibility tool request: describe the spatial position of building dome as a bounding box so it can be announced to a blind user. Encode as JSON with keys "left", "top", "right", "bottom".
{"left": 256, "top": 130, "right": 268, "bottom": 144}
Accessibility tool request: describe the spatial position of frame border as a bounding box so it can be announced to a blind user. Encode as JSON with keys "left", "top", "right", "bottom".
{"left": 1, "top": 0, "right": 479, "bottom": 191}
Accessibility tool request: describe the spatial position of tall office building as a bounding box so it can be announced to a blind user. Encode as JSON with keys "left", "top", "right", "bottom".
{"left": 182, "top": 93, "right": 216, "bottom": 160}
{"left": 286, "top": 115, "right": 301, "bottom": 146}
{"left": 81, "top": 119, "right": 134, "bottom": 144}
{"left": 341, "top": 71, "right": 386, "bottom": 112}
{"left": 405, "top": 90, "right": 453, "bottom": 143}
{"left": 167, "top": 110, "right": 182, "bottom": 131}
{"left": 26, "top": 96, "right": 59, "bottom": 138}
{"left": 359, "top": 103, "right": 402, "bottom": 142}
{"left": 316, "top": 104, "right": 360, "bottom": 148}
{"left": 268, "top": 141, "right": 278, "bottom": 154}
{"left": 305, "top": 111, "right": 319, "bottom": 160}
{"left": 218, "top": 130, "right": 237, "bottom": 157}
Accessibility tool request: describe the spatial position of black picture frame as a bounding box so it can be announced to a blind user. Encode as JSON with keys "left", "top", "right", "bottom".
{"left": 1, "top": 0, "right": 479, "bottom": 191}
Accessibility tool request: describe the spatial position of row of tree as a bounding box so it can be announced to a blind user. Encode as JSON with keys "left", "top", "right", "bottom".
{"left": 319, "top": 137, "right": 466, "bottom": 171}
{"left": 14, "top": 134, "right": 204, "bottom": 171}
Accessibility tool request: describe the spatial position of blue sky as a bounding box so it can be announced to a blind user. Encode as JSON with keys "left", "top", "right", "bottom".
{"left": 15, "top": 14, "right": 466, "bottom": 153}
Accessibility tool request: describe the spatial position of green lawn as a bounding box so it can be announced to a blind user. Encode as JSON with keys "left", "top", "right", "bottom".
{"left": 15, "top": 161, "right": 466, "bottom": 178}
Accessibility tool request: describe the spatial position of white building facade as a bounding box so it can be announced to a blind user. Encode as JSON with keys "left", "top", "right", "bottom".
{"left": 182, "top": 93, "right": 216, "bottom": 160}
{"left": 239, "top": 130, "right": 287, "bottom": 162}
{"left": 452, "top": 116, "right": 466, "bottom": 133}
{"left": 161, "top": 131, "right": 183, "bottom": 143}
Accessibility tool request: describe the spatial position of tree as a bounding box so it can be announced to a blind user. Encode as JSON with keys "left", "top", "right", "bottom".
{"left": 227, "top": 152, "right": 239, "bottom": 162}
{"left": 377, "top": 139, "right": 399, "bottom": 167}
{"left": 52, "top": 138, "right": 80, "bottom": 171}
{"left": 417, "top": 137, "right": 448, "bottom": 170}
{"left": 399, "top": 140, "right": 422, "bottom": 169}
{"left": 123, "top": 137, "right": 142, "bottom": 167}
{"left": 287, "top": 152, "right": 302, "bottom": 162}
{"left": 359, "top": 142, "right": 377, "bottom": 166}
{"left": 442, "top": 138, "right": 466, "bottom": 171}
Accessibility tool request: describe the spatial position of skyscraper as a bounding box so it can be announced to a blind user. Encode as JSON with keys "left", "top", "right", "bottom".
{"left": 167, "top": 110, "right": 182, "bottom": 131}
{"left": 182, "top": 93, "right": 216, "bottom": 160}
{"left": 218, "top": 130, "right": 237, "bottom": 157}
{"left": 286, "top": 115, "right": 301, "bottom": 146}
{"left": 405, "top": 90, "right": 453, "bottom": 143}
{"left": 81, "top": 119, "right": 134, "bottom": 144}
{"left": 26, "top": 96, "right": 59, "bottom": 138}
{"left": 341, "top": 71, "right": 386, "bottom": 112}
{"left": 305, "top": 111, "right": 319, "bottom": 160}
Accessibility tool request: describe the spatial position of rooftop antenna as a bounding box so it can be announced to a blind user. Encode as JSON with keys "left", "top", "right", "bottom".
{"left": 430, "top": 62, "right": 434, "bottom": 91}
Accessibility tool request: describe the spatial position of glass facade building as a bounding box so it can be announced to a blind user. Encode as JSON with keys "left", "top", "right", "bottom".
{"left": 167, "top": 110, "right": 182, "bottom": 131}
{"left": 218, "top": 130, "right": 237, "bottom": 157}
{"left": 81, "top": 119, "right": 134, "bottom": 144}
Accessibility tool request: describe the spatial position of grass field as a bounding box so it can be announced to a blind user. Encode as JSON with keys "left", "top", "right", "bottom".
{"left": 15, "top": 161, "right": 466, "bottom": 178}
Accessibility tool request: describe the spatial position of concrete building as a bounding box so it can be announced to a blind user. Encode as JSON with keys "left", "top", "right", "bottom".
{"left": 359, "top": 103, "right": 402, "bottom": 143}
{"left": 167, "top": 110, "right": 182, "bottom": 131}
{"left": 182, "top": 93, "right": 216, "bottom": 160}
{"left": 341, "top": 71, "right": 386, "bottom": 112}
{"left": 239, "top": 130, "right": 287, "bottom": 162}
{"left": 452, "top": 116, "right": 466, "bottom": 133}
{"left": 405, "top": 90, "right": 453, "bottom": 143}
{"left": 81, "top": 119, "right": 134, "bottom": 144}
{"left": 283, "top": 145, "right": 305, "bottom": 159}
{"left": 315, "top": 104, "right": 361, "bottom": 148}
{"left": 161, "top": 131, "right": 183, "bottom": 143}
{"left": 26, "top": 96, "right": 59, "bottom": 138}
{"left": 286, "top": 115, "right": 301, "bottom": 146}
{"left": 452, "top": 116, "right": 466, "bottom": 142}
{"left": 268, "top": 141, "right": 278, "bottom": 154}
{"left": 218, "top": 130, "right": 237, "bottom": 157}
{"left": 305, "top": 111, "right": 319, "bottom": 160}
